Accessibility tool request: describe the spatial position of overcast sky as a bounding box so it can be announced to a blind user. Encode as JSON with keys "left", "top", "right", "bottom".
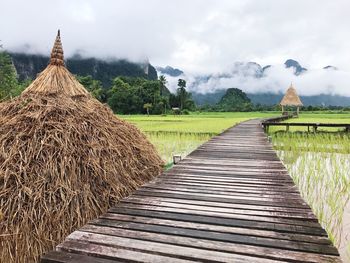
{"left": 1, "top": 0, "right": 350, "bottom": 95}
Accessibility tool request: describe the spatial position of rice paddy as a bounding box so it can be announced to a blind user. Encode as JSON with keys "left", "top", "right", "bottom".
{"left": 270, "top": 113, "right": 350, "bottom": 262}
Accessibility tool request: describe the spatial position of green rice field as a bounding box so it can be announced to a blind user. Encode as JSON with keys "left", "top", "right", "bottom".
{"left": 270, "top": 127, "right": 350, "bottom": 262}
{"left": 121, "top": 111, "right": 350, "bottom": 262}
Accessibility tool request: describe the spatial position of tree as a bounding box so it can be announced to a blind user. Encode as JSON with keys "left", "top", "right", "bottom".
{"left": 217, "top": 88, "right": 252, "bottom": 112}
{"left": 143, "top": 103, "right": 152, "bottom": 116}
{"left": 159, "top": 75, "right": 167, "bottom": 96}
{"left": 177, "top": 79, "right": 187, "bottom": 110}
{"left": 159, "top": 96, "right": 169, "bottom": 114}
{"left": 76, "top": 75, "right": 104, "bottom": 101}
{"left": 108, "top": 77, "right": 141, "bottom": 114}
{"left": 0, "top": 50, "right": 19, "bottom": 100}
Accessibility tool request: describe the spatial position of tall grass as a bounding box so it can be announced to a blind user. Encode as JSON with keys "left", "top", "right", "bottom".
{"left": 272, "top": 131, "right": 350, "bottom": 261}
{"left": 145, "top": 132, "right": 212, "bottom": 164}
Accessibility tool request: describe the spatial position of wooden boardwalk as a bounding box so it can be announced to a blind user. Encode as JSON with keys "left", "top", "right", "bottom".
{"left": 41, "top": 119, "right": 341, "bottom": 263}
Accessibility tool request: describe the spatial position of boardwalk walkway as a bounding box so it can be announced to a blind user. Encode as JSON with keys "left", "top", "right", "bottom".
{"left": 41, "top": 119, "right": 340, "bottom": 262}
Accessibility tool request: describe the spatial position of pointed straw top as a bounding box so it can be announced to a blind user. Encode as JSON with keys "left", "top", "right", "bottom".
{"left": 280, "top": 83, "right": 303, "bottom": 106}
{"left": 22, "top": 30, "right": 90, "bottom": 97}
{"left": 50, "top": 30, "right": 64, "bottom": 66}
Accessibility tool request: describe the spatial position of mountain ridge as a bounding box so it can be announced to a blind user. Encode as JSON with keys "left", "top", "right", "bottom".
{"left": 9, "top": 52, "right": 158, "bottom": 87}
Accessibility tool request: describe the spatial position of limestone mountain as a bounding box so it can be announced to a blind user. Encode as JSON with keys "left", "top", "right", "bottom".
{"left": 217, "top": 88, "right": 252, "bottom": 111}
{"left": 156, "top": 66, "right": 184, "bottom": 77}
{"left": 9, "top": 52, "right": 158, "bottom": 87}
{"left": 284, "top": 59, "right": 307, "bottom": 75}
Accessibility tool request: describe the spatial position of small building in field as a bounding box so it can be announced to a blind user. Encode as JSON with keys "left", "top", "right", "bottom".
{"left": 172, "top": 107, "right": 180, "bottom": 115}
{"left": 280, "top": 83, "right": 303, "bottom": 116}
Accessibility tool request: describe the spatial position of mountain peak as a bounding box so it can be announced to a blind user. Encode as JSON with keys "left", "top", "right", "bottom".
{"left": 156, "top": 65, "right": 184, "bottom": 77}
{"left": 284, "top": 59, "right": 307, "bottom": 75}
{"left": 323, "top": 65, "right": 338, "bottom": 70}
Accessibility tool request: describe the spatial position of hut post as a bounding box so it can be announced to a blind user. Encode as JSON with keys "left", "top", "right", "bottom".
{"left": 297, "top": 106, "right": 299, "bottom": 116}
{"left": 281, "top": 105, "right": 284, "bottom": 115}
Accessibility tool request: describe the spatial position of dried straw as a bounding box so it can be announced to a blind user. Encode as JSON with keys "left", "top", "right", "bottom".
{"left": 0, "top": 31, "right": 163, "bottom": 262}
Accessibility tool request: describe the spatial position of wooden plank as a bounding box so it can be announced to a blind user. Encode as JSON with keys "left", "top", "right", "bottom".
{"left": 115, "top": 202, "right": 319, "bottom": 227}
{"left": 158, "top": 178, "right": 299, "bottom": 191}
{"left": 162, "top": 173, "right": 295, "bottom": 184}
{"left": 262, "top": 122, "right": 350, "bottom": 127}
{"left": 148, "top": 179, "right": 301, "bottom": 194}
{"left": 165, "top": 169, "right": 293, "bottom": 179}
{"left": 90, "top": 218, "right": 337, "bottom": 254}
{"left": 142, "top": 184, "right": 303, "bottom": 199}
{"left": 41, "top": 251, "right": 121, "bottom": 263}
{"left": 64, "top": 231, "right": 280, "bottom": 263}
{"left": 134, "top": 189, "right": 310, "bottom": 208}
{"left": 122, "top": 197, "right": 316, "bottom": 219}
{"left": 108, "top": 207, "right": 327, "bottom": 236}
{"left": 81, "top": 224, "right": 341, "bottom": 262}
{"left": 57, "top": 240, "right": 194, "bottom": 263}
{"left": 126, "top": 195, "right": 316, "bottom": 217}
{"left": 99, "top": 213, "right": 329, "bottom": 244}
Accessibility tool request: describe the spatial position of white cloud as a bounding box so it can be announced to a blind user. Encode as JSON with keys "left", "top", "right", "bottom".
{"left": 160, "top": 64, "right": 350, "bottom": 97}
{"left": 1, "top": 0, "right": 350, "bottom": 95}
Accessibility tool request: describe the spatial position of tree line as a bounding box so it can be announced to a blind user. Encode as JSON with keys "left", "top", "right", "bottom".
{"left": 77, "top": 75, "right": 195, "bottom": 115}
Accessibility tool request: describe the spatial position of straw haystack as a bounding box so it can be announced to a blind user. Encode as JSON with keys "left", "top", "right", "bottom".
{"left": 0, "top": 31, "right": 163, "bottom": 262}
{"left": 280, "top": 84, "right": 303, "bottom": 115}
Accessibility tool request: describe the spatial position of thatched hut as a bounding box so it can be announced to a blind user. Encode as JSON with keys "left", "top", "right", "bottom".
{"left": 0, "top": 31, "right": 163, "bottom": 262}
{"left": 280, "top": 83, "right": 303, "bottom": 116}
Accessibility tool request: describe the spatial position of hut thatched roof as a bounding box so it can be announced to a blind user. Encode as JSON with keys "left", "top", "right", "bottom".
{"left": 280, "top": 84, "right": 303, "bottom": 106}
{"left": 0, "top": 31, "right": 163, "bottom": 262}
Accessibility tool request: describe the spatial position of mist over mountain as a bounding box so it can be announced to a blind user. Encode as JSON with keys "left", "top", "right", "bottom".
{"left": 9, "top": 52, "right": 158, "bottom": 87}
{"left": 9, "top": 51, "right": 350, "bottom": 107}
{"left": 156, "top": 66, "right": 183, "bottom": 77}
{"left": 284, "top": 59, "right": 307, "bottom": 75}
{"left": 157, "top": 59, "right": 350, "bottom": 106}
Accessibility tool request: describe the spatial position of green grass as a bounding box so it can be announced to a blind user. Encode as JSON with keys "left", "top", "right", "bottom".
{"left": 122, "top": 112, "right": 278, "bottom": 134}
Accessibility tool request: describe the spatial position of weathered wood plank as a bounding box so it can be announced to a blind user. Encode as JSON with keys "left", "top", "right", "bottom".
{"left": 115, "top": 202, "right": 319, "bottom": 227}
{"left": 57, "top": 240, "right": 194, "bottom": 263}
{"left": 81, "top": 224, "right": 341, "bottom": 262}
{"left": 125, "top": 195, "right": 316, "bottom": 217}
{"left": 122, "top": 197, "right": 316, "bottom": 219}
{"left": 41, "top": 251, "right": 121, "bottom": 263}
{"left": 90, "top": 218, "right": 337, "bottom": 254}
{"left": 108, "top": 207, "right": 327, "bottom": 236}
{"left": 99, "top": 213, "right": 329, "bottom": 244}
{"left": 64, "top": 232, "right": 281, "bottom": 263}
{"left": 134, "top": 189, "right": 310, "bottom": 208}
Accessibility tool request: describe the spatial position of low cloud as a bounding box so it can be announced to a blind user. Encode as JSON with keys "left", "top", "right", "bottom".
{"left": 160, "top": 64, "right": 350, "bottom": 97}
{"left": 1, "top": 0, "right": 350, "bottom": 96}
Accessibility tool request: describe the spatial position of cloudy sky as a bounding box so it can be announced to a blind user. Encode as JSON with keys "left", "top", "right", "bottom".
{"left": 1, "top": 0, "right": 350, "bottom": 95}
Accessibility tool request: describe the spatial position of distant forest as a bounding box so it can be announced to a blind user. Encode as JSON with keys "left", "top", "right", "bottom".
{"left": 1, "top": 50, "right": 350, "bottom": 113}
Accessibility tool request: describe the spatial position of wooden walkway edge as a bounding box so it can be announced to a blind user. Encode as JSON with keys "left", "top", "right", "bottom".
{"left": 41, "top": 119, "right": 341, "bottom": 263}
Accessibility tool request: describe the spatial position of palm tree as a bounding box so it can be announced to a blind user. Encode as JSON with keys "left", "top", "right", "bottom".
{"left": 177, "top": 79, "right": 186, "bottom": 110}
{"left": 143, "top": 103, "right": 152, "bottom": 116}
{"left": 159, "top": 75, "right": 167, "bottom": 96}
